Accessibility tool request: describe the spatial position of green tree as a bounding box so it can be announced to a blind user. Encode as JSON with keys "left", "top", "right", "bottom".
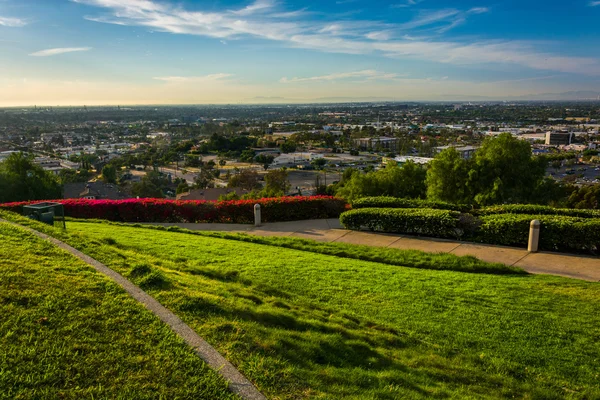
{"left": 101, "top": 164, "right": 117, "bottom": 184}
{"left": 255, "top": 154, "right": 275, "bottom": 170}
{"left": 176, "top": 182, "right": 190, "bottom": 195}
{"left": 311, "top": 158, "right": 327, "bottom": 170}
{"left": 567, "top": 185, "right": 600, "bottom": 209}
{"left": 0, "top": 152, "right": 62, "bottom": 203}
{"left": 228, "top": 169, "right": 261, "bottom": 190}
{"left": 336, "top": 161, "right": 426, "bottom": 201}
{"left": 264, "top": 169, "right": 290, "bottom": 196}
{"left": 426, "top": 148, "right": 471, "bottom": 204}
{"left": 131, "top": 180, "right": 164, "bottom": 198}
{"left": 194, "top": 168, "right": 215, "bottom": 189}
{"left": 468, "top": 133, "right": 546, "bottom": 205}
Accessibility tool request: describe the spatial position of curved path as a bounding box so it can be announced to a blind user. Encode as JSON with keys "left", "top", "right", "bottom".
{"left": 0, "top": 218, "right": 266, "bottom": 400}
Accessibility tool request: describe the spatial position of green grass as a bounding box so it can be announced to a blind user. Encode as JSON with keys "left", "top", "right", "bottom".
{"left": 3, "top": 212, "right": 600, "bottom": 399}
{"left": 65, "top": 218, "right": 525, "bottom": 275}
{"left": 0, "top": 222, "right": 238, "bottom": 400}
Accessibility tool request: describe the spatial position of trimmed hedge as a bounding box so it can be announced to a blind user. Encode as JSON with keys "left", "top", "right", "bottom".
{"left": 0, "top": 196, "right": 348, "bottom": 224}
{"left": 340, "top": 208, "right": 462, "bottom": 238}
{"left": 477, "top": 204, "right": 600, "bottom": 219}
{"left": 351, "top": 196, "right": 470, "bottom": 212}
{"left": 340, "top": 207, "right": 600, "bottom": 253}
{"left": 475, "top": 214, "right": 600, "bottom": 252}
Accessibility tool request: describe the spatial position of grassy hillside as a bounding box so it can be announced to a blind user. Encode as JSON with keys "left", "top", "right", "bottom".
{"left": 2, "top": 213, "right": 600, "bottom": 399}
{"left": 0, "top": 222, "right": 238, "bottom": 400}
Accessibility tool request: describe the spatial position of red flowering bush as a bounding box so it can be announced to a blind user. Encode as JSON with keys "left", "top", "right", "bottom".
{"left": 0, "top": 196, "right": 348, "bottom": 223}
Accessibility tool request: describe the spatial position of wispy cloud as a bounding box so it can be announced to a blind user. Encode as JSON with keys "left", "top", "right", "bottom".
{"left": 590, "top": 1, "right": 600, "bottom": 5}
{"left": 153, "top": 74, "right": 233, "bottom": 83}
{"left": 0, "top": 16, "right": 27, "bottom": 27}
{"left": 399, "top": 7, "right": 489, "bottom": 33}
{"left": 280, "top": 70, "right": 402, "bottom": 83}
{"left": 72, "top": 0, "right": 600, "bottom": 75}
{"left": 392, "top": 0, "right": 425, "bottom": 8}
{"left": 29, "top": 47, "right": 92, "bottom": 57}
{"left": 231, "top": 0, "right": 276, "bottom": 16}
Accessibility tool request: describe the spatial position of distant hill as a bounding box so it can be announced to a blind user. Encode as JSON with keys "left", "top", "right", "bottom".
{"left": 441, "top": 91, "right": 600, "bottom": 101}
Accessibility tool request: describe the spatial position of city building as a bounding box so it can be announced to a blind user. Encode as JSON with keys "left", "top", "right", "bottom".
{"left": 353, "top": 137, "right": 398, "bottom": 150}
{"left": 434, "top": 145, "right": 478, "bottom": 159}
{"left": 545, "top": 132, "right": 573, "bottom": 146}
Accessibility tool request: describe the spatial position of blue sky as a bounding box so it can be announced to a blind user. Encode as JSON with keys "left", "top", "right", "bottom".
{"left": 1, "top": 0, "right": 599, "bottom": 105}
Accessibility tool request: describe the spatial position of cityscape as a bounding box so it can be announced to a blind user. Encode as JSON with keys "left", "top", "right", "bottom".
{"left": 2, "top": 0, "right": 600, "bottom": 399}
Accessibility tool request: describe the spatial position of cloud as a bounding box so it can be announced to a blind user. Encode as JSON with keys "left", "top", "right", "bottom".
{"left": 398, "top": 7, "right": 489, "bottom": 33}
{"left": 0, "top": 16, "right": 27, "bottom": 27}
{"left": 280, "top": 70, "right": 402, "bottom": 83}
{"left": 230, "top": 0, "right": 276, "bottom": 15}
{"left": 589, "top": 1, "right": 600, "bottom": 6}
{"left": 391, "top": 0, "right": 425, "bottom": 8}
{"left": 153, "top": 74, "right": 233, "bottom": 82}
{"left": 29, "top": 47, "right": 92, "bottom": 56}
{"left": 73, "top": 0, "right": 600, "bottom": 75}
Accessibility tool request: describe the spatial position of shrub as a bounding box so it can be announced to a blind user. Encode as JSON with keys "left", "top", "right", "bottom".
{"left": 475, "top": 214, "right": 600, "bottom": 252}
{"left": 0, "top": 196, "right": 348, "bottom": 224}
{"left": 340, "top": 208, "right": 462, "bottom": 239}
{"left": 477, "top": 204, "right": 600, "bottom": 219}
{"left": 352, "top": 196, "right": 470, "bottom": 212}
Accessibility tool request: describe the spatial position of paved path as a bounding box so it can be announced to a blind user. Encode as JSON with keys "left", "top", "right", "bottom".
{"left": 148, "top": 219, "right": 600, "bottom": 283}
{"left": 0, "top": 218, "right": 266, "bottom": 400}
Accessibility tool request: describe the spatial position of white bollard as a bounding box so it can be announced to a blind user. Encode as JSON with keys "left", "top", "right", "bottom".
{"left": 254, "top": 204, "right": 261, "bottom": 227}
{"left": 528, "top": 220, "right": 540, "bottom": 253}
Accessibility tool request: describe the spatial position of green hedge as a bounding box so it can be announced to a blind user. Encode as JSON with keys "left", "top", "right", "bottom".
{"left": 340, "top": 207, "right": 600, "bottom": 253}
{"left": 352, "top": 197, "right": 470, "bottom": 212}
{"left": 477, "top": 204, "right": 600, "bottom": 219}
{"left": 340, "top": 208, "right": 462, "bottom": 238}
{"left": 475, "top": 214, "right": 600, "bottom": 252}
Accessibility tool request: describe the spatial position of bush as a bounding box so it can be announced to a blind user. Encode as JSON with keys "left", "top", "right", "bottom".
{"left": 352, "top": 196, "right": 470, "bottom": 212}
{"left": 474, "top": 214, "right": 600, "bottom": 252}
{"left": 0, "top": 196, "right": 348, "bottom": 224}
{"left": 478, "top": 204, "right": 600, "bottom": 218}
{"left": 340, "top": 208, "right": 462, "bottom": 239}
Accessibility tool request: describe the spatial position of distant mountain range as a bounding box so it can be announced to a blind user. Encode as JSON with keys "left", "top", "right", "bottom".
{"left": 441, "top": 91, "right": 600, "bottom": 101}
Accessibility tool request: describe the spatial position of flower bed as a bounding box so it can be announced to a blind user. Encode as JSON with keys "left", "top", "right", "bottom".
{"left": 0, "top": 196, "right": 349, "bottom": 224}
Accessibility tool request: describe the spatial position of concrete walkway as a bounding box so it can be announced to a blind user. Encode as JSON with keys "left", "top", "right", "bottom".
{"left": 149, "top": 219, "right": 600, "bottom": 283}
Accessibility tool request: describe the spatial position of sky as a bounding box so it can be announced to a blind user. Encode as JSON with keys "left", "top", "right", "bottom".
{"left": 1, "top": 0, "right": 600, "bottom": 106}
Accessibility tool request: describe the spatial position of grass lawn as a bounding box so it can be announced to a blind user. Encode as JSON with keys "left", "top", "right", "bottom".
{"left": 0, "top": 222, "right": 238, "bottom": 400}
{"left": 2, "top": 212, "right": 600, "bottom": 399}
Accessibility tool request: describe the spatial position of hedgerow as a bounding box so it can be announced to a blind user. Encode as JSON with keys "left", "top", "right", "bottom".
{"left": 341, "top": 207, "right": 600, "bottom": 253}
{"left": 351, "top": 197, "right": 470, "bottom": 212}
{"left": 475, "top": 214, "right": 600, "bottom": 252}
{"left": 340, "top": 208, "right": 462, "bottom": 238}
{"left": 0, "top": 196, "right": 348, "bottom": 224}
{"left": 476, "top": 204, "right": 600, "bottom": 218}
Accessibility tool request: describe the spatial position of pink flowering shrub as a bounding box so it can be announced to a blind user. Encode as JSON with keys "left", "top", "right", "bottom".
{"left": 0, "top": 196, "right": 349, "bottom": 223}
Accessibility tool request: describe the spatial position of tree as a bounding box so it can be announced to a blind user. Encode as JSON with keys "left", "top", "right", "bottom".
{"left": 228, "top": 169, "right": 261, "bottom": 190}
{"left": 176, "top": 182, "right": 190, "bottom": 195}
{"left": 101, "top": 164, "right": 117, "bottom": 184}
{"left": 0, "top": 152, "right": 62, "bottom": 203}
{"left": 255, "top": 154, "right": 275, "bottom": 170}
{"left": 336, "top": 161, "right": 426, "bottom": 201}
{"left": 426, "top": 148, "right": 471, "bottom": 204}
{"left": 567, "top": 185, "right": 600, "bottom": 209}
{"left": 131, "top": 180, "right": 164, "bottom": 198}
{"left": 467, "top": 133, "right": 546, "bottom": 205}
{"left": 280, "top": 141, "right": 297, "bottom": 153}
{"left": 264, "top": 169, "right": 290, "bottom": 196}
{"left": 311, "top": 158, "right": 327, "bottom": 170}
{"left": 131, "top": 171, "right": 168, "bottom": 198}
{"left": 194, "top": 168, "right": 215, "bottom": 189}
